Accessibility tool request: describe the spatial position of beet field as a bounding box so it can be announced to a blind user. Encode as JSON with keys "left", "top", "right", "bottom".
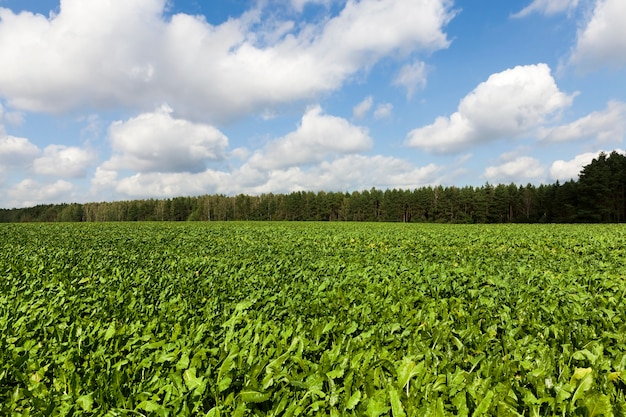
{"left": 1, "top": 222, "right": 625, "bottom": 416}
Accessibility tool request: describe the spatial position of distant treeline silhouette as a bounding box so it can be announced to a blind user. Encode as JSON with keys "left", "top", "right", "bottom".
{"left": 2, "top": 151, "right": 626, "bottom": 223}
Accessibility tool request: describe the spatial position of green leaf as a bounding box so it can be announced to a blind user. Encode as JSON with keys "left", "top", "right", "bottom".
{"left": 583, "top": 393, "right": 614, "bottom": 417}
{"left": 176, "top": 352, "right": 190, "bottom": 370}
{"left": 389, "top": 388, "right": 406, "bottom": 417}
{"left": 104, "top": 321, "right": 116, "bottom": 340}
{"left": 572, "top": 350, "right": 598, "bottom": 365}
{"left": 239, "top": 390, "right": 271, "bottom": 403}
{"left": 346, "top": 321, "right": 359, "bottom": 335}
{"left": 327, "top": 368, "right": 344, "bottom": 379}
{"left": 451, "top": 391, "right": 469, "bottom": 417}
{"left": 322, "top": 319, "right": 336, "bottom": 334}
{"left": 206, "top": 406, "right": 221, "bottom": 417}
{"left": 366, "top": 396, "right": 390, "bottom": 417}
{"left": 232, "top": 402, "right": 247, "bottom": 417}
{"left": 137, "top": 400, "right": 161, "bottom": 412}
{"left": 570, "top": 372, "right": 594, "bottom": 412}
{"left": 184, "top": 367, "right": 205, "bottom": 392}
{"left": 218, "top": 353, "right": 237, "bottom": 393}
{"left": 396, "top": 358, "right": 424, "bottom": 391}
{"left": 345, "top": 390, "right": 361, "bottom": 410}
{"left": 218, "top": 377, "right": 232, "bottom": 393}
{"left": 473, "top": 389, "right": 494, "bottom": 417}
{"left": 76, "top": 393, "right": 93, "bottom": 412}
{"left": 572, "top": 367, "right": 593, "bottom": 381}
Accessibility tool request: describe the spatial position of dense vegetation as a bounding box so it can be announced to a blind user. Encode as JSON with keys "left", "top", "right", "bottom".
{"left": 1, "top": 222, "right": 625, "bottom": 415}
{"left": 2, "top": 151, "right": 626, "bottom": 224}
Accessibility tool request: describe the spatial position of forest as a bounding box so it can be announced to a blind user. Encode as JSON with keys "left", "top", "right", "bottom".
{"left": 2, "top": 150, "right": 625, "bottom": 224}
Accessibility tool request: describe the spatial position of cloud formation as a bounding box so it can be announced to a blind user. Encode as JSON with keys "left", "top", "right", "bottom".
{"left": 248, "top": 105, "right": 373, "bottom": 170}
{"left": 406, "top": 64, "right": 574, "bottom": 153}
{"left": 512, "top": 0, "right": 579, "bottom": 18}
{"left": 570, "top": 0, "right": 626, "bottom": 70}
{"left": 484, "top": 156, "right": 545, "bottom": 183}
{"left": 108, "top": 154, "right": 441, "bottom": 199}
{"left": 539, "top": 100, "right": 626, "bottom": 142}
{"left": 7, "top": 179, "right": 75, "bottom": 207}
{"left": 0, "top": 135, "right": 39, "bottom": 166}
{"left": 353, "top": 96, "right": 373, "bottom": 119}
{"left": 290, "top": 0, "right": 334, "bottom": 13}
{"left": 394, "top": 60, "right": 428, "bottom": 98}
{"left": 102, "top": 105, "right": 229, "bottom": 174}
{"left": 550, "top": 150, "right": 607, "bottom": 181}
{"left": 90, "top": 104, "right": 437, "bottom": 200}
{"left": 374, "top": 103, "right": 393, "bottom": 119}
{"left": 0, "top": 0, "right": 454, "bottom": 121}
{"left": 33, "top": 145, "right": 94, "bottom": 178}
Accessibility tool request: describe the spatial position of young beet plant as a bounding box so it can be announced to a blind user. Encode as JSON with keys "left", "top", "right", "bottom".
{"left": 0, "top": 222, "right": 625, "bottom": 415}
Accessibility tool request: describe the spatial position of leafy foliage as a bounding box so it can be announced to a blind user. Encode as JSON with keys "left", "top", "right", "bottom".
{"left": 1, "top": 222, "right": 625, "bottom": 415}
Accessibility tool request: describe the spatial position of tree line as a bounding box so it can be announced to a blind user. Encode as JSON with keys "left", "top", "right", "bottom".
{"left": 2, "top": 151, "right": 625, "bottom": 223}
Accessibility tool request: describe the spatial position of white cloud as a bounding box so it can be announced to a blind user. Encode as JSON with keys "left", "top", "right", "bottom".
{"left": 33, "top": 145, "right": 94, "bottom": 178}
{"left": 109, "top": 154, "right": 441, "bottom": 198}
{"left": 0, "top": 135, "right": 40, "bottom": 166}
{"left": 374, "top": 103, "right": 393, "bottom": 119}
{"left": 549, "top": 149, "right": 625, "bottom": 181}
{"left": 114, "top": 170, "right": 228, "bottom": 199}
{"left": 393, "top": 60, "right": 427, "bottom": 98}
{"left": 7, "top": 179, "right": 74, "bottom": 207}
{"left": 0, "top": 0, "right": 454, "bottom": 121}
{"left": 512, "top": 0, "right": 579, "bottom": 18}
{"left": 291, "top": 0, "right": 334, "bottom": 13}
{"left": 550, "top": 152, "right": 595, "bottom": 181}
{"left": 406, "top": 63, "right": 575, "bottom": 153}
{"left": 94, "top": 106, "right": 376, "bottom": 199}
{"left": 538, "top": 100, "right": 626, "bottom": 142}
{"left": 484, "top": 156, "right": 546, "bottom": 183}
{"left": 102, "top": 105, "right": 229, "bottom": 174}
{"left": 261, "top": 155, "right": 440, "bottom": 193}
{"left": 308, "top": 155, "right": 440, "bottom": 191}
{"left": 248, "top": 105, "right": 372, "bottom": 170}
{"left": 80, "top": 114, "right": 103, "bottom": 142}
{"left": 0, "top": 102, "right": 24, "bottom": 127}
{"left": 570, "top": 0, "right": 626, "bottom": 70}
{"left": 91, "top": 167, "right": 118, "bottom": 193}
{"left": 353, "top": 96, "right": 373, "bottom": 119}
{"left": 0, "top": 0, "right": 164, "bottom": 112}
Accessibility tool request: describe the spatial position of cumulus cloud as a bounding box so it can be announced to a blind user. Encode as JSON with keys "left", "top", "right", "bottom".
{"left": 570, "top": 0, "right": 626, "bottom": 70}
{"left": 406, "top": 63, "right": 575, "bottom": 153}
{"left": 7, "top": 179, "right": 74, "bottom": 207}
{"left": 393, "top": 60, "right": 428, "bottom": 98}
{"left": 247, "top": 155, "right": 440, "bottom": 194}
{"left": 483, "top": 156, "right": 545, "bottom": 183}
{"left": 248, "top": 105, "right": 373, "bottom": 170}
{"left": 33, "top": 145, "right": 94, "bottom": 178}
{"left": 353, "top": 96, "right": 373, "bottom": 119}
{"left": 0, "top": 0, "right": 454, "bottom": 121}
{"left": 109, "top": 154, "right": 441, "bottom": 198}
{"left": 549, "top": 149, "right": 625, "bottom": 181}
{"left": 0, "top": 135, "right": 40, "bottom": 166}
{"left": 512, "top": 0, "right": 579, "bottom": 18}
{"left": 114, "top": 170, "right": 229, "bottom": 199}
{"left": 0, "top": 0, "right": 163, "bottom": 112}
{"left": 102, "top": 105, "right": 229, "bottom": 173}
{"left": 374, "top": 103, "right": 393, "bottom": 119}
{"left": 538, "top": 100, "right": 626, "bottom": 142}
{"left": 91, "top": 167, "right": 118, "bottom": 193}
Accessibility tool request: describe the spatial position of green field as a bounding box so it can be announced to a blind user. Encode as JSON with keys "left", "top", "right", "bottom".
{"left": 1, "top": 222, "right": 625, "bottom": 416}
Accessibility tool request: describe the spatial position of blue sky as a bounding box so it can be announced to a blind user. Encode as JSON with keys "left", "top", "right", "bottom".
{"left": 0, "top": 0, "right": 625, "bottom": 208}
